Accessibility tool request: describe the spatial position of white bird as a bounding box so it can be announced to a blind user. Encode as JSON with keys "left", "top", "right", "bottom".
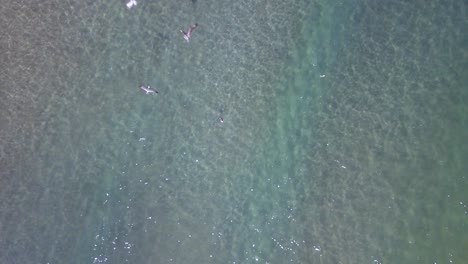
{"left": 126, "top": 0, "right": 137, "bottom": 9}
{"left": 139, "top": 85, "right": 159, "bottom": 94}
{"left": 180, "top": 23, "right": 198, "bottom": 42}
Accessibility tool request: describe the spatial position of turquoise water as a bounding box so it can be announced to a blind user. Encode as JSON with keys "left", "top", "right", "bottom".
{"left": 1, "top": 0, "right": 466, "bottom": 263}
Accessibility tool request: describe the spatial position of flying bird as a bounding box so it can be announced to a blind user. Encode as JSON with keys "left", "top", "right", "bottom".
{"left": 180, "top": 23, "right": 198, "bottom": 42}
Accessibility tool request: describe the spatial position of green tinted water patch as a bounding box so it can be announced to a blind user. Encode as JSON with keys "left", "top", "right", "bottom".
{"left": 299, "top": 0, "right": 468, "bottom": 263}
{"left": 272, "top": 0, "right": 331, "bottom": 172}
{"left": 248, "top": 1, "right": 338, "bottom": 261}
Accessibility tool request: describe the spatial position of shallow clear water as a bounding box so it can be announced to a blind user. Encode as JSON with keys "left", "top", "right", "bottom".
{"left": 1, "top": 0, "right": 466, "bottom": 263}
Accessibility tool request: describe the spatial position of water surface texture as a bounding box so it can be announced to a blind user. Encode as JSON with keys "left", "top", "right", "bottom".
{"left": 1, "top": 0, "right": 467, "bottom": 263}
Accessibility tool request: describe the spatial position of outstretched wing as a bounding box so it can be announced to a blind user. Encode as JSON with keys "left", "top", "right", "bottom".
{"left": 188, "top": 23, "right": 198, "bottom": 35}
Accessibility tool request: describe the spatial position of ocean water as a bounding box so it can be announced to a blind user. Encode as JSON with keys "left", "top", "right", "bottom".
{"left": 1, "top": 0, "right": 466, "bottom": 263}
